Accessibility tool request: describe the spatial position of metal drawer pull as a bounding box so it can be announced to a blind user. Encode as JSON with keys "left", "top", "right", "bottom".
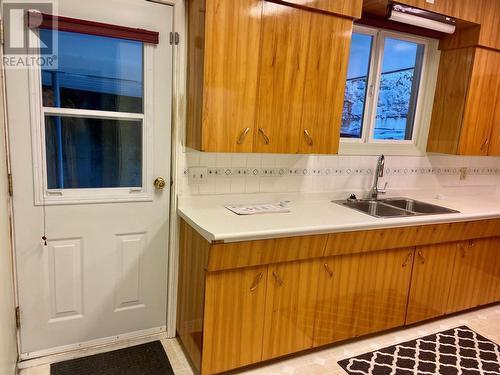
{"left": 250, "top": 272, "right": 263, "bottom": 292}
{"left": 480, "top": 138, "right": 489, "bottom": 151}
{"left": 237, "top": 127, "right": 250, "bottom": 144}
{"left": 272, "top": 271, "right": 284, "bottom": 286}
{"left": 303, "top": 129, "right": 313, "bottom": 146}
{"left": 402, "top": 252, "right": 412, "bottom": 267}
{"left": 458, "top": 243, "right": 466, "bottom": 258}
{"left": 323, "top": 263, "right": 333, "bottom": 278}
{"left": 258, "top": 128, "right": 270, "bottom": 144}
{"left": 417, "top": 251, "right": 426, "bottom": 264}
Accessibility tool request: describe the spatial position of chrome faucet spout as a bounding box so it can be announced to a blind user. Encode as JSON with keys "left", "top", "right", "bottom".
{"left": 370, "top": 155, "right": 385, "bottom": 200}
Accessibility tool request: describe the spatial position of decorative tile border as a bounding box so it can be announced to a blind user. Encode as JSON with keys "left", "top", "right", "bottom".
{"left": 184, "top": 166, "right": 500, "bottom": 178}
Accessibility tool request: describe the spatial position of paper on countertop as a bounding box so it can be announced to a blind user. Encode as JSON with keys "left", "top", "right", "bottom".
{"left": 225, "top": 203, "right": 291, "bottom": 215}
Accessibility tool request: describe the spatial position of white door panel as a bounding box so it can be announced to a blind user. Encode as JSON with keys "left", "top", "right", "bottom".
{"left": 6, "top": 0, "right": 173, "bottom": 356}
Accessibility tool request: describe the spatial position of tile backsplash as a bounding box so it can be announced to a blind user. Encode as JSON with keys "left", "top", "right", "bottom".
{"left": 179, "top": 152, "right": 500, "bottom": 196}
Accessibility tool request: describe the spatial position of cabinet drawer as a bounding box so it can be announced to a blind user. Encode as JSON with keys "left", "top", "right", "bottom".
{"left": 208, "top": 234, "right": 328, "bottom": 271}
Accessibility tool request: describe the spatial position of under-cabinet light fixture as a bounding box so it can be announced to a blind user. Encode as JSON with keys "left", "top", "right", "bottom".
{"left": 388, "top": 2, "right": 456, "bottom": 34}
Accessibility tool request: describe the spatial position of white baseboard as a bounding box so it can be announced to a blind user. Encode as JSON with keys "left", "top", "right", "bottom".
{"left": 18, "top": 326, "right": 167, "bottom": 369}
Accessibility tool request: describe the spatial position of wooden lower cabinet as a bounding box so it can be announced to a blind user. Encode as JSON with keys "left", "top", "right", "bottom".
{"left": 263, "top": 260, "right": 320, "bottom": 359}
{"left": 178, "top": 219, "right": 500, "bottom": 374}
{"left": 406, "top": 242, "right": 458, "bottom": 324}
{"left": 202, "top": 266, "right": 268, "bottom": 374}
{"left": 447, "top": 237, "right": 500, "bottom": 313}
{"left": 313, "top": 248, "right": 414, "bottom": 346}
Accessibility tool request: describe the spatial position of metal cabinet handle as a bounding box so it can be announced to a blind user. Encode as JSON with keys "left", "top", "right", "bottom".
{"left": 469, "top": 240, "right": 475, "bottom": 247}
{"left": 258, "top": 128, "right": 270, "bottom": 144}
{"left": 237, "top": 127, "right": 250, "bottom": 144}
{"left": 458, "top": 243, "right": 466, "bottom": 258}
{"left": 402, "top": 251, "right": 413, "bottom": 267}
{"left": 480, "top": 138, "right": 489, "bottom": 151}
{"left": 250, "top": 272, "right": 263, "bottom": 292}
{"left": 272, "top": 271, "right": 284, "bottom": 286}
{"left": 417, "top": 250, "right": 426, "bottom": 264}
{"left": 323, "top": 263, "right": 333, "bottom": 278}
{"left": 303, "top": 129, "right": 313, "bottom": 146}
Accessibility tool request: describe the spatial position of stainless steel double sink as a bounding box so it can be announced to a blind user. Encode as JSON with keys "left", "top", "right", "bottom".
{"left": 334, "top": 198, "right": 460, "bottom": 218}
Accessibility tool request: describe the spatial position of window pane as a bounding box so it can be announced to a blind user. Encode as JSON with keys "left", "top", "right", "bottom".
{"left": 45, "top": 116, "right": 142, "bottom": 189}
{"left": 374, "top": 38, "right": 425, "bottom": 140}
{"left": 41, "top": 30, "right": 143, "bottom": 113}
{"left": 341, "top": 33, "right": 373, "bottom": 138}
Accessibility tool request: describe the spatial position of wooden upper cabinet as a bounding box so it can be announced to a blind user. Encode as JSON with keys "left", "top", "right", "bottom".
{"left": 255, "top": 2, "right": 353, "bottom": 153}
{"left": 406, "top": 242, "right": 457, "bottom": 325}
{"left": 202, "top": 266, "right": 268, "bottom": 374}
{"left": 263, "top": 259, "right": 320, "bottom": 359}
{"left": 187, "top": 0, "right": 358, "bottom": 154}
{"left": 458, "top": 48, "right": 500, "bottom": 155}
{"left": 427, "top": 47, "right": 500, "bottom": 155}
{"left": 187, "top": 0, "right": 262, "bottom": 152}
{"left": 313, "top": 248, "right": 414, "bottom": 347}
{"left": 270, "top": 0, "right": 362, "bottom": 18}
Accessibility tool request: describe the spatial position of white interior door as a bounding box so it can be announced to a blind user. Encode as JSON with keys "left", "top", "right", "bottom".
{"left": 5, "top": 0, "right": 173, "bottom": 358}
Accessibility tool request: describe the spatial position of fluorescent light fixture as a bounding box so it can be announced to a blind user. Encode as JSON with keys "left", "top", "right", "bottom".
{"left": 388, "top": 2, "right": 456, "bottom": 34}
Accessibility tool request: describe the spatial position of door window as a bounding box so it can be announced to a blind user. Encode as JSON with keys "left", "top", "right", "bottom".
{"left": 33, "top": 29, "right": 153, "bottom": 203}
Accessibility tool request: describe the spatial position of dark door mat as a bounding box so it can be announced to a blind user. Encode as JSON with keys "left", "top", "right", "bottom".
{"left": 51, "top": 341, "right": 174, "bottom": 375}
{"left": 338, "top": 326, "right": 500, "bottom": 374}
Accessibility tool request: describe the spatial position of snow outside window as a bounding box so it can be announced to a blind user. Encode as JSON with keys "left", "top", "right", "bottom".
{"left": 340, "top": 26, "right": 439, "bottom": 156}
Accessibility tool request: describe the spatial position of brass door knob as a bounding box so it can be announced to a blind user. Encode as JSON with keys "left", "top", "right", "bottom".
{"left": 154, "top": 177, "right": 166, "bottom": 190}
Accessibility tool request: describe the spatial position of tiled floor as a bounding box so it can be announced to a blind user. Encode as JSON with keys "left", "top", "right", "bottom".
{"left": 20, "top": 305, "right": 500, "bottom": 375}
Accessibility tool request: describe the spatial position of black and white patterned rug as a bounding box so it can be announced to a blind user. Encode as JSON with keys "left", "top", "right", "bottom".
{"left": 338, "top": 326, "right": 500, "bottom": 375}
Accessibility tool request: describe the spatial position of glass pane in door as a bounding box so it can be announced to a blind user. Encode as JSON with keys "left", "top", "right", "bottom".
{"left": 45, "top": 116, "right": 142, "bottom": 189}
{"left": 40, "top": 30, "right": 143, "bottom": 113}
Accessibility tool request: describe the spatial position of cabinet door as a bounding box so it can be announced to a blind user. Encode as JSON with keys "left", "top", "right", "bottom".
{"left": 254, "top": 2, "right": 307, "bottom": 153}
{"left": 485, "top": 238, "right": 500, "bottom": 303}
{"left": 458, "top": 48, "right": 500, "bottom": 155}
{"left": 262, "top": 259, "right": 320, "bottom": 360}
{"left": 298, "top": 15, "right": 352, "bottom": 154}
{"left": 313, "top": 248, "right": 414, "bottom": 347}
{"left": 202, "top": 266, "right": 267, "bottom": 374}
{"left": 200, "top": 0, "right": 262, "bottom": 152}
{"left": 406, "top": 243, "right": 457, "bottom": 325}
{"left": 487, "top": 80, "right": 500, "bottom": 155}
{"left": 447, "top": 238, "right": 500, "bottom": 313}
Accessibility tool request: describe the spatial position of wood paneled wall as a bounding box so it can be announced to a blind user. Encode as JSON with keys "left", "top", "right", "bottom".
{"left": 269, "top": 0, "right": 362, "bottom": 18}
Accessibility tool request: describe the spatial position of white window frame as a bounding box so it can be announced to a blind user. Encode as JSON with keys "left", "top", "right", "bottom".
{"left": 339, "top": 25, "right": 440, "bottom": 156}
{"left": 28, "top": 30, "right": 154, "bottom": 205}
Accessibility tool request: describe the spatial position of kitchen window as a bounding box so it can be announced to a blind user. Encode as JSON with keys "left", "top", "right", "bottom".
{"left": 339, "top": 26, "right": 439, "bottom": 155}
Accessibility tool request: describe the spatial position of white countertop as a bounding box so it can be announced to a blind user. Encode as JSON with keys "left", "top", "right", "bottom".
{"left": 178, "top": 187, "right": 500, "bottom": 243}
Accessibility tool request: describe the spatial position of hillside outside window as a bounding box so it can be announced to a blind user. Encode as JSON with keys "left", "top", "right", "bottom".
{"left": 340, "top": 26, "right": 437, "bottom": 155}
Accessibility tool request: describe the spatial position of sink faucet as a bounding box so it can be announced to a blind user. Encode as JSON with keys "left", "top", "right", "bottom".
{"left": 370, "top": 154, "right": 386, "bottom": 200}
